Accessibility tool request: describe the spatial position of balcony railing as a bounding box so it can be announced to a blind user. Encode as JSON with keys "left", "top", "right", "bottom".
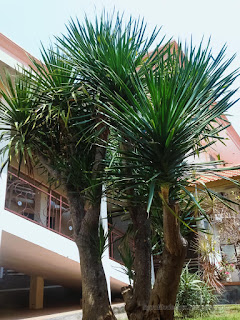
{"left": 4, "top": 168, "right": 125, "bottom": 263}
{"left": 109, "top": 225, "right": 125, "bottom": 263}
{"left": 5, "top": 168, "right": 73, "bottom": 239}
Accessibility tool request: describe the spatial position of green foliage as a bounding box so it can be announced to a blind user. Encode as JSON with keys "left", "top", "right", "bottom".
{"left": 176, "top": 264, "right": 218, "bottom": 318}
{"left": 58, "top": 11, "right": 162, "bottom": 96}
{"left": 99, "top": 38, "right": 239, "bottom": 219}
{"left": 0, "top": 14, "right": 240, "bottom": 314}
{"left": 98, "top": 222, "right": 111, "bottom": 260}
{"left": 118, "top": 238, "right": 135, "bottom": 285}
{"left": 186, "top": 305, "right": 240, "bottom": 320}
{"left": 0, "top": 44, "right": 104, "bottom": 202}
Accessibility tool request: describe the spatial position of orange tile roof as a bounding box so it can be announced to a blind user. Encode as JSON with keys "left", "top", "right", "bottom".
{"left": 0, "top": 33, "right": 40, "bottom": 67}
{"left": 198, "top": 168, "right": 240, "bottom": 184}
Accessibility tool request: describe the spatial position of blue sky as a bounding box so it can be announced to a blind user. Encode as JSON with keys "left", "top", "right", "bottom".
{"left": 1, "top": 0, "right": 240, "bottom": 132}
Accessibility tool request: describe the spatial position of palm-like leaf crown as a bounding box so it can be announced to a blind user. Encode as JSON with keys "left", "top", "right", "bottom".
{"left": 0, "top": 13, "right": 238, "bottom": 215}
{"left": 0, "top": 47, "right": 99, "bottom": 198}
{"left": 58, "top": 12, "right": 163, "bottom": 95}
{"left": 98, "top": 41, "right": 239, "bottom": 210}
{"left": 0, "top": 13, "right": 162, "bottom": 201}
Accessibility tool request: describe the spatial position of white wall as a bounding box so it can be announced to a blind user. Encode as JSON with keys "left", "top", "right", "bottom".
{"left": 0, "top": 48, "right": 128, "bottom": 291}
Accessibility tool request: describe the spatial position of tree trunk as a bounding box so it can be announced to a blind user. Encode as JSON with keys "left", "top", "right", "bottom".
{"left": 146, "top": 187, "right": 187, "bottom": 320}
{"left": 67, "top": 190, "right": 116, "bottom": 320}
{"left": 122, "top": 207, "right": 152, "bottom": 320}
{"left": 147, "top": 247, "right": 187, "bottom": 320}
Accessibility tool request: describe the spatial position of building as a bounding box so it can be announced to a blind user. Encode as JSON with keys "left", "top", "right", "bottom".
{"left": 1, "top": 33, "right": 240, "bottom": 312}
{"left": 0, "top": 33, "right": 129, "bottom": 311}
{"left": 188, "top": 118, "right": 240, "bottom": 294}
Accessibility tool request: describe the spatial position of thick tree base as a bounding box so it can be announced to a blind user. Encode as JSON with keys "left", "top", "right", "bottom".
{"left": 122, "top": 246, "right": 187, "bottom": 320}
{"left": 121, "top": 286, "right": 147, "bottom": 320}
{"left": 147, "top": 245, "right": 187, "bottom": 320}
{"left": 82, "top": 309, "right": 117, "bottom": 320}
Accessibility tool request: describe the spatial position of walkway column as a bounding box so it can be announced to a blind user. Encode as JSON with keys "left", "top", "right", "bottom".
{"left": 0, "top": 123, "right": 9, "bottom": 213}
{"left": 0, "top": 122, "right": 10, "bottom": 264}
{"left": 29, "top": 275, "right": 44, "bottom": 309}
{"left": 151, "top": 255, "right": 155, "bottom": 287}
{"left": 34, "top": 191, "right": 48, "bottom": 226}
{"left": 100, "top": 185, "right": 111, "bottom": 303}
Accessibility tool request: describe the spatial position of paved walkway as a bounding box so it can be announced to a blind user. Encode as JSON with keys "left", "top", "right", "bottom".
{"left": 0, "top": 304, "right": 126, "bottom": 320}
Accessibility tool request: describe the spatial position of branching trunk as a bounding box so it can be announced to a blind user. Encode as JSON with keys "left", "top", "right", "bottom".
{"left": 64, "top": 129, "right": 116, "bottom": 319}
{"left": 119, "top": 142, "right": 152, "bottom": 319}
{"left": 122, "top": 207, "right": 152, "bottom": 320}
{"left": 67, "top": 190, "right": 116, "bottom": 320}
{"left": 147, "top": 187, "right": 187, "bottom": 320}
{"left": 37, "top": 102, "right": 113, "bottom": 319}
{"left": 65, "top": 121, "right": 113, "bottom": 319}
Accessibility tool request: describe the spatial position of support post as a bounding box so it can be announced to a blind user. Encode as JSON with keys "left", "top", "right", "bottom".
{"left": 29, "top": 275, "right": 44, "bottom": 309}
{"left": 0, "top": 128, "right": 9, "bottom": 213}
{"left": 100, "top": 185, "right": 111, "bottom": 303}
{"left": 151, "top": 254, "right": 155, "bottom": 287}
{"left": 34, "top": 191, "right": 48, "bottom": 226}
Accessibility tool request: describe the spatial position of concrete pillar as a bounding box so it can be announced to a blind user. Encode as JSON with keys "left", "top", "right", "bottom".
{"left": 0, "top": 121, "right": 10, "bottom": 246}
{"left": 0, "top": 266, "right": 3, "bottom": 278}
{"left": 29, "top": 275, "right": 44, "bottom": 309}
{"left": 34, "top": 190, "right": 48, "bottom": 226}
{"left": 0, "top": 134, "right": 9, "bottom": 213}
{"left": 100, "top": 185, "right": 111, "bottom": 303}
{"left": 212, "top": 223, "right": 222, "bottom": 265}
{"left": 151, "top": 255, "right": 155, "bottom": 287}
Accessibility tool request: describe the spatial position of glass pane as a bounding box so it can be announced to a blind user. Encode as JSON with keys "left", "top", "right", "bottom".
{"left": 5, "top": 173, "right": 36, "bottom": 219}
{"left": 221, "top": 244, "right": 237, "bottom": 263}
{"left": 5, "top": 169, "right": 71, "bottom": 237}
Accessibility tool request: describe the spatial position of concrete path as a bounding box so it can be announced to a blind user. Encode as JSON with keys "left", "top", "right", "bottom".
{"left": 0, "top": 304, "right": 127, "bottom": 320}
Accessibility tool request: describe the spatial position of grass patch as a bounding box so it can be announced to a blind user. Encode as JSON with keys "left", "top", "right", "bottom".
{"left": 119, "top": 305, "right": 240, "bottom": 320}
{"left": 186, "top": 305, "right": 240, "bottom": 320}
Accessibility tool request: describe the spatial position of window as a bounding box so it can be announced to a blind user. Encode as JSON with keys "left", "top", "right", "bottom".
{"left": 5, "top": 168, "right": 72, "bottom": 238}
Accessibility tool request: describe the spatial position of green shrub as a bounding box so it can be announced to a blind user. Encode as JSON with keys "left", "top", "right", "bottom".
{"left": 176, "top": 264, "right": 217, "bottom": 318}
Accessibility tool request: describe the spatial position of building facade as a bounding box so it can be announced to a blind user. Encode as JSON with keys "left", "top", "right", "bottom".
{"left": 1, "top": 33, "right": 240, "bottom": 311}
{"left": 0, "top": 33, "right": 129, "bottom": 310}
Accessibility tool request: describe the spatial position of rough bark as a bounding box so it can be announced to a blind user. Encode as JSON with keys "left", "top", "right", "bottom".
{"left": 36, "top": 108, "right": 113, "bottom": 318}
{"left": 146, "top": 187, "right": 188, "bottom": 320}
{"left": 67, "top": 190, "right": 116, "bottom": 320}
{"left": 64, "top": 126, "right": 115, "bottom": 320}
{"left": 122, "top": 207, "right": 152, "bottom": 320}
{"left": 119, "top": 142, "right": 152, "bottom": 318}
{"left": 132, "top": 208, "right": 152, "bottom": 306}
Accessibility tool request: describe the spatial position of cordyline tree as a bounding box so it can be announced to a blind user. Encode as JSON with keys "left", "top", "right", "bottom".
{"left": 0, "top": 14, "right": 161, "bottom": 320}
{"left": 57, "top": 14, "right": 164, "bottom": 320}
{"left": 0, "top": 52, "right": 117, "bottom": 319}
{"left": 87, "top": 40, "right": 239, "bottom": 319}
{"left": 0, "top": 12, "right": 239, "bottom": 320}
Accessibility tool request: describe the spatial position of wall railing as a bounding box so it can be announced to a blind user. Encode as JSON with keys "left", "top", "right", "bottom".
{"left": 5, "top": 169, "right": 73, "bottom": 239}
{"left": 4, "top": 169, "right": 124, "bottom": 263}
